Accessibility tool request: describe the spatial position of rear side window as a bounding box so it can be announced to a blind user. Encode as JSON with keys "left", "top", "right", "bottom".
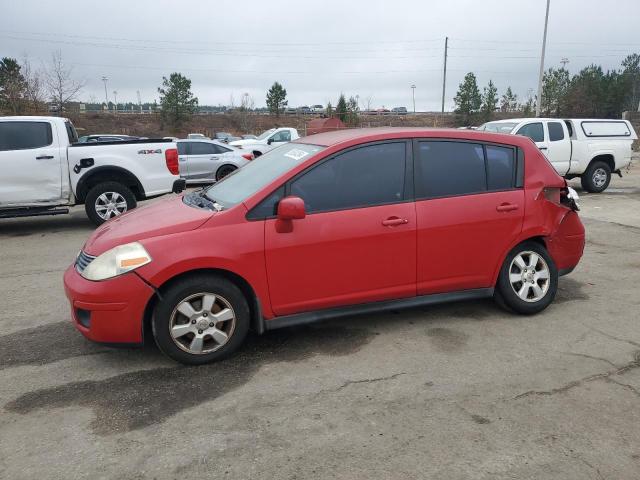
{"left": 0, "top": 121, "right": 53, "bottom": 151}
{"left": 548, "top": 122, "right": 565, "bottom": 141}
{"left": 213, "top": 144, "right": 232, "bottom": 154}
{"left": 190, "top": 142, "right": 216, "bottom": 155}
{"left": 486, "top": 145, "right": 516, "bottom": 190}
{"left": 415, "top": 141, "right": 485, "bottom": 198}
{"left": 177, "top": 143, "right": 188, "bottom": 155}
{"left": 516, "top": 123, "right": 544, "bottom": 143}
{"left": 289, "top": 142, "right": 406, "bottom": 213}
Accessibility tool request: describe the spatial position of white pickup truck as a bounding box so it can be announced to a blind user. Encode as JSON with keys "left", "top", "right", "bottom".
{"left": 228, "top": 127, "right": 299, "bottom": 157}
{"left": 480, "top": 118, "right": 638, "bottom": 192}
{"left": 0, "top": 116, "right": 185, "bottom": 225}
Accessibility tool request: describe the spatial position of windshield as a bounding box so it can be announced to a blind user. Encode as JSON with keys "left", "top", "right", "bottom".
{"left": 480, "top": 122, "right": 518, "bottom": 134}
{"left": 204, "top": 143, "right": 325, "bottom": 207}
{"left": 256, "top": 129, "right": 276, "bottom": 141}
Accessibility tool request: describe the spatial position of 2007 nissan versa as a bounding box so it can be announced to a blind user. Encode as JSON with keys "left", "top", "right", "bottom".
{"left": 64, "top": 128, "right": 585, "bottom": 364}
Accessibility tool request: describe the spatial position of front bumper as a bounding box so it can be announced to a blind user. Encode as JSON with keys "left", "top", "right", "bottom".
{"left": 172, "top": 179, "right": 186, "bottom": 193}
{"left": 63, "top": 265, "right": 155, "bottom": 344}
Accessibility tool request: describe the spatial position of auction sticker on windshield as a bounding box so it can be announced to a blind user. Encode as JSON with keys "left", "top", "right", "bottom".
{"left": 283, "top": 149, "right": 309, "bottom": 161}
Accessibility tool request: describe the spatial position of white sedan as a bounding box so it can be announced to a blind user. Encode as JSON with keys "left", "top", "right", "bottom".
{"left": 177, "top": 139, "right": 253, "bottom": 184}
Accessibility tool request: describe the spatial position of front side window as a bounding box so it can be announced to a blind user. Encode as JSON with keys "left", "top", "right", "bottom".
{"left": 548, "top": 122, "right": 565, "bottom": 141}
{"left": 289, "top": 142, "right": 406, "bottom": 214}
{"left": 271, "top": 130, "right": 291, "bottom": 142}
{"left": 0, "top": 122, "right": 53, "bottom": 151}
{"left": 416, "top": 141, "right": 485, "bottom": 198}
{"left": 189, "top": 142, "right": 216, "bottom": 155}
{"left": 516, "top": 123, "right": 544, "bottom": 143}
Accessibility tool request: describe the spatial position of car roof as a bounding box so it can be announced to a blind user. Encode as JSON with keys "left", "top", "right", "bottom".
{"left": 294, "top": 127, "right": 525, "bottom": 148}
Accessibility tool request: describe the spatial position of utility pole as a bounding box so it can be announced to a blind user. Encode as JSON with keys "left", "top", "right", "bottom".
{"left": 441, "top": 36, "right": 448, "bottom": 113}
{"left": 113, "top": 90, "right": 118, "bottom": 114}
{"left": 560, "top": 57, "right": 569, "bottom": 69}
{"left": 101, "top": 76, "right": 109, "bottom": 107}
{"left": 137, "top": 90, "right": 142, "bottom": 113}
{"left": 411, "top": 84, "right": 416, "bottom": 113}
{"left": 536, "top": 0, "right": 551, "bottom": 117}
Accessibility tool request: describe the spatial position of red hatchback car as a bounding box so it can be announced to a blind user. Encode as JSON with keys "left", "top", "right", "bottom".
{"left": 64, "top": 128, "right": 585, "bottom": 364}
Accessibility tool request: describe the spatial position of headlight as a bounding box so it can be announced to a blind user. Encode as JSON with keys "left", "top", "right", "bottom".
{"left": 81, "top": 242, "right": 152, "bottom": 281}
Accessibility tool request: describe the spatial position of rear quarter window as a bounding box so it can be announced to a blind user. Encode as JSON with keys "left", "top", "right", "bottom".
{"left": 0, "top": 121, "right": 53, "bottom": 151}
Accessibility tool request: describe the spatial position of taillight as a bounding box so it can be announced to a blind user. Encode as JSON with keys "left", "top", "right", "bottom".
{"left": 165, "top": 148, "right": 179, "bottom": 175}
{"left": 242, "top": 153, "right": 254, "bottom": 161}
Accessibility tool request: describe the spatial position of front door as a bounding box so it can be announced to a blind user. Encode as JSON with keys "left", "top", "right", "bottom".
{"left": 545, "top": 121, "right": 572, "bottom": 175}
{"left": 187, "top": 141, "right": 221, "bottom": 181}
{"left": 0, "top": 120, "right": 62, "bottom": 205}
{"left": 265, "top": 141, "right": 416, "bottom": 316}
{"left": 413, "top": 140, "right": 524, "bottom": 294}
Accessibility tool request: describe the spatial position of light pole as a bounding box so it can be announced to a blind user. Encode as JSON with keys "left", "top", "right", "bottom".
{"left": 101, "top": 76, "right": 109, "bottom": 107}
{"left": 137, "top": 90, "right": 142, "bottom": 113}
{"left": 113, "top": 90, "right": 118, "bottom": 114}
{"left": 411, "top": 84, "right": 416, "bottom": 113}
{"left": 535, "top": 0, "right": 551, "bottom": 117}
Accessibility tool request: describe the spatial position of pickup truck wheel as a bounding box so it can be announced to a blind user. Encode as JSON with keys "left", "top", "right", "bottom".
{"left": 152, "top": 274, "right": 250, "bottom": 365}
{"left": 215, "top": 164, "right": 237, "bottom": 181}
{"left": 581, "top": 161, "right": 611, "bottom": 193}
{"left": 85, "top": 181, "right": 137, "bottom": 226}
{"left": 495, "top": 241, "right": 558, "bottom": 315}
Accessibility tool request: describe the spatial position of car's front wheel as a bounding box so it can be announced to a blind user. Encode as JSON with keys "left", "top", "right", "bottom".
{"left": 495, "top": 241, "right": 558, "bottom": 314}
{"left": 152, "top": 274, "right": 250, "bottom": 364}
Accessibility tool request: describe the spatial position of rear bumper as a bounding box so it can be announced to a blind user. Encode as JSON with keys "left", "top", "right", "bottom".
{"left": 546, "top": 211, "right": 585, "bottom": 273}
{"left": 63, "top": 266, "right": 155, "bottom": 344}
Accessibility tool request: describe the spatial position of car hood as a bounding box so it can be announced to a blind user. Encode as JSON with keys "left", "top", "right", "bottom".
{"left": 83, "top": 195, "right": 213, "bottom": 255}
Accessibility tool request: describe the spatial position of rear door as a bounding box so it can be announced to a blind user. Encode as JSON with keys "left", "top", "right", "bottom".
{"left": 0, "top": 120, "right": 63, "bottom": 205}
{"left": 264, "top": 141, "right": 416, "bottom": 315}
{"left": 187, "top": 142, "right": 220, "bottom": 181}
{"left": 177, "top": 141, "right": 190, "bottom": 179}
{"left": 414, "top": 140, "right": 524, "bottom": 294}
{"left": 544, "top": 121, "right": 571, "bottom": 175}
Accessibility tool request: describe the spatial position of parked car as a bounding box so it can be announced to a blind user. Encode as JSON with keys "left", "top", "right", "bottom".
{"left": 298, "top": 106, "right": 311, "bottom": 115}
{"left": 392, "top": 107, "right": 408, "bottom": 115}
{"left": 215, "top": 132, "right": 233, "bottom": 143}
{"left": 177, "top": 139, "right": 252, "bottom": 183}
{"left": 0, "top": 116, "right": 184, "bottom": 225}
{"left": 229, "top": 127, "right": 299, "bottom": 157}
{"left": 78, "top": 134, "right": 140, "bottom": 143}
{"left": 65, "top": 127, "right": 584, "bottom": 365}
{"left": 311, "top": 104, "right": 325, "bottom": 113}
{"left": 479, "top": 118, "right": 638, "bottom": 192}
{"left": 375, "top": 108, "right": 391, "bottom": 115}
{"left": 187, "top": 133, "right": 210, "bottom": 140}
{"left": 242, "top": 134, "right": 257, "bottom": 140}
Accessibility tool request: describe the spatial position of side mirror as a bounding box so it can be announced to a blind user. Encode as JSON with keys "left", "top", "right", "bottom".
{"left": 267, "top": 138, "right": 274, "bottom": 145}
{"left": 277, "top": 196, "right": 306, "bottom": 220}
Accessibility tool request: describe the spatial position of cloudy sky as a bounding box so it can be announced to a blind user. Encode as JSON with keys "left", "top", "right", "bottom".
{"left": 2, "top": 0, "right": 639, "bottom": 111}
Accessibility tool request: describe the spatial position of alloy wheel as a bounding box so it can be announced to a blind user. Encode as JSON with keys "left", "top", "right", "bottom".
{"left": 169, "top": 292, "right": 236, "bottom": 354}
{"left": 592, "top": 168, "right": 607, "bottom": 188}
{"left": 95, "top": 192, "right": 127, "bottom": 220}
{"left": 508, "top": 251, "right": 550, "bottom": 303}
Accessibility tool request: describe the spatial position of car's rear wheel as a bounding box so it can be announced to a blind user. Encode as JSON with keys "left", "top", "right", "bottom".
{"left": 215, "top": 164, "right": 237, "bottom": 181}
{"left": 495, "top": 241, "right": 558, "bottom": 314}
{"left": 581, "top": 160, "right": 611, "bottom": 193}
{"left": 152, "top": 274, "right": 249, "bottom": 364}
{"left": 84, "top": 181, "right": 137, "bottom": 226}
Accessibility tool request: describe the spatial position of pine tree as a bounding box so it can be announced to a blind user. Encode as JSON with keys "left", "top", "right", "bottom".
{"left": 158, "top": 72, "right": 198, "bottom": 127}
{"left": 266, "top": 82, "right": 287, "bottom": 117}
{"left": 336, "top": 94, "right": 348, "bottom": 122}
{"left": 480, "top": 80, "right": 498, "bottom": 121}
{"left": 453, "top": 72, "right": 481, "bottom": 124}
{"left": 500, "top": 86, "right": 518, "bottom": 113}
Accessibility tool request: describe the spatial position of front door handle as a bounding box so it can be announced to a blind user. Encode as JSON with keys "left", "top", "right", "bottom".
{"left": 382, "top": 217, "right": 409, "bottom": 227}
{"left": 538, "top": 146, "right": 548, "bottom": 151}
{"left": 36, "top": 155, "right": 54, "bottom": 160}
{"left": 496, "top": 203, "right": 519, "bottom": 212}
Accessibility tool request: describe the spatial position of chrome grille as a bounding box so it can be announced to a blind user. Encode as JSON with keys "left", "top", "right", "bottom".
{"left": 75, "top": 251, "right": 96, "bottom": 273}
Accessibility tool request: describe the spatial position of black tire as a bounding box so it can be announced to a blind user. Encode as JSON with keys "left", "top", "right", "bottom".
{"left": 84, "top": 181, "right": 137, "bottom": 226}
{"left": 580, "top": 160, "right": 611, "bottom": 193}
{"left": 495, "top": 241, "right": 558, "bottom": 315}
{"left": 152, "top": 274, "right": 250, "bottom": 365}
{"left": 215, "top": 164, "right": 237, "bottom": 181}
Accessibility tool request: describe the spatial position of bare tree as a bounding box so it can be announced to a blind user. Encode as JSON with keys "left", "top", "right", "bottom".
{"left": 44, "top": 51, "right": 84, "bottom": 115}
{"left": 363, "top": 94, "right": 373, "bottom": 112}
{"left": 237, "top": 92, "right": 255, "bottom": 132}
{"left": 21, "top": 56, "right": 45, "bottom": 112}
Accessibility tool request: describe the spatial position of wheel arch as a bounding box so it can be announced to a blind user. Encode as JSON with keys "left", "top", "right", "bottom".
{"left": 491, "top": 235, "right": 549, "bottom": 287}
{"left": 76, "top": 166, "right": 146, "bottom": 202}
{"left": 142, "top": 267, "right": 264, "bottom": 344}
{"left": 588, "top": 153, "right": 615, "bottom": 172}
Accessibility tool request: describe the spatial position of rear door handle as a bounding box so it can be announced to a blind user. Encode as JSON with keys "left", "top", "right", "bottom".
{"left": 36, "top": 155, "right": 54, "bottom": 160}
{"left": 382, "top": 217, "right": 409, "bottom": 226}
{"left": 496, "top": 203, "right": 519, "bottom": 212}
